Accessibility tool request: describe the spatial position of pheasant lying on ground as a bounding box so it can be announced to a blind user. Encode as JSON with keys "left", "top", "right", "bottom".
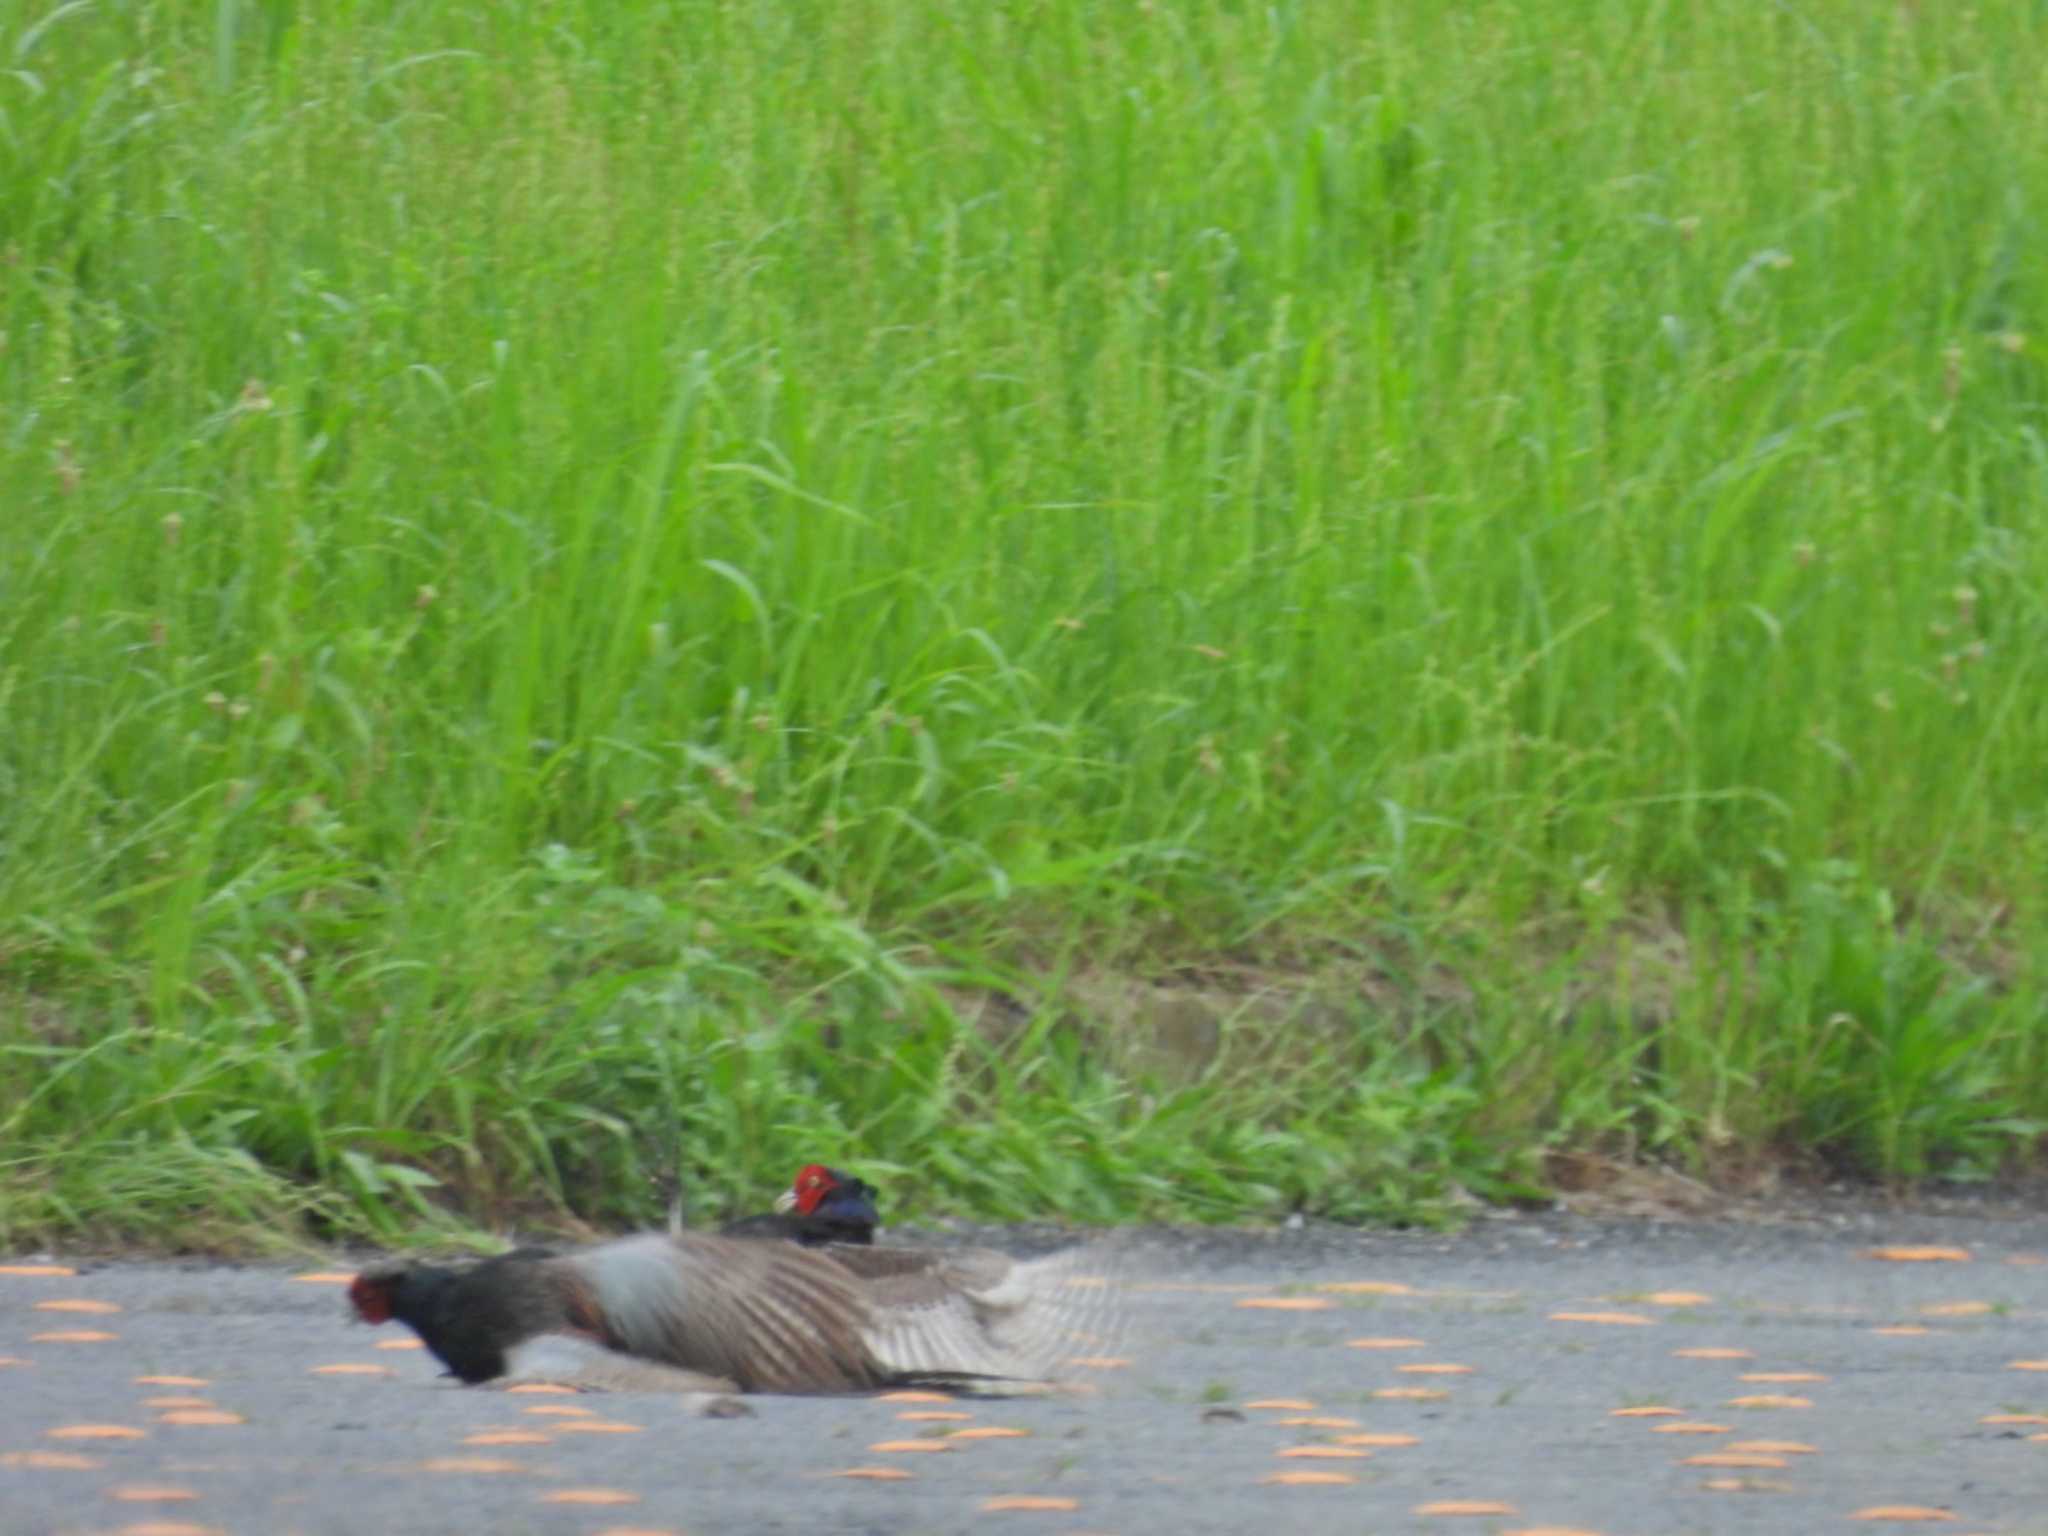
{"left": 720, "top": 1163, "right": 879, "bottom": 1247}
{"left": 348, "top": 1228, "right": 1115, "bottom": 1401}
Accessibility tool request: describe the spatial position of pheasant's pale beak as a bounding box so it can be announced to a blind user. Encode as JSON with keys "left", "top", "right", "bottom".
{"left": 773, "top": 1188, "right": 799, "bottom": 1214}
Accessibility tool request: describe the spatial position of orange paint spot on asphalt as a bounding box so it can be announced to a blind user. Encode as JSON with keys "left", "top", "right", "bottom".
{"left": 1644, "top": 1291, "right": 1713, "bottom": 1306}
{"left": 0, "top": 1263, "right": 76, "bottom": 1276}
{"left": 34, "top": 1298, "right": 121, "bottom": 1313}
{"left": 2006, "top": 1360, "right": 2048, "bottom": 1372}
{"left": 897, "top": 1410, "right": 973, "bottom": 1422}
{"left": 1650, "top": 1422, "right": 1731, "bottom": 1435}
{"left": 1244, "top": 1398, "right": 1317, "bottom": 1411}
{"left": 106, "top": 1523, "right": 223, "bottom": 1536}
{"left": 0, "top": 1356, "right": 26, "bottom": 1368}
{"left": 1685, "top": 1453, "right": 1788, "bottom": 1468}
{"left": 1067, "top": 1356, "right": 1132, "bottom": 1369}
{"left": 48, "top": 1424, "right": 145, "bottom": 1440}
{"left": 589, "top": 1529, "right": 681, "bottom": 1536}
{"left": 290, "top": 1272, "right": 354, "bottom": 1284}
{"left": 1277, "top": 1446, "right": 1369, "bottom": 1460}
{"left": 504, "top": 1383, "right": 578, "bottom": 1394}
{"left": 982, "top": 1495, "right": 1080, "bottom": 1510}
{"left": 831, "top": 1467, "right": 914, "bottom": 1480}
{"left": 143, "top": 1397, "right": 214, "bottom": 1410}
{"left": 108, "top": 1487, "right": 200, "bottom": 1502}
{"left": 1550, "top": 1312, "right": 1653, "bottom": 1327}
{"left": 158, "top": 1410, "right": 245, "bottom": 1426}
{"left": 2, "top": 1450, "right": 102, "bottom": 1468}
{"left": 2006, "top": 1254, "right": 2047, "bottom": 1266}
{"left": 1315, "top": 1280, "right": 1415, "bottom": 1295}
{"left": 1673, "top": 1347, "right": 1753, "bottom": 1360}
{"left": 1981, "top": 1413, "right": 2048, "bottom": 1425}
{"left": 1415, "top": 1500, "right": 1518, "bottom": 1516}
{"left": 1873, "top": 1326, "right": 1932, "bottom": 1337}
{"left": 540, "top": 1490, "right": 638, "bottom": 1506}
{"left": 466, "top": 1431, "right": 552, "bottom": 1446}
{"left": 1864, "top": 1247, "right": 1971, "bottom": 1264}
{"left": 1739, "top": 1373, "right": 1826, "bottom": 1384}
{"left": 419, "top": 1458, "right": 526, "bottom": 1474}
{"left": 867, "top": 1440, "right": 953, "bottom": 1454}
{"left": 1337, "top": 1432, "right": 1420, "bottom": 1447}
{"left": 1276, "top": 1416, "right": 1360, "bottom": 1428}
{"left": 949, "top": 1426, "right": 1030, "bottom": 1440}
{"left": 309, "top": 1363, "right": 392, "bottom": 1377}
{"left": 32, "top": 1329, "right": 117, "bottom": 1342}
{"left": 1848, "top": 1508, "right": 1959, "bottom": 1522}
{"left": 375, "top": 1338, "right": 423, "bottom": 1351}
{"left": 134, "top": 1376, "right": 208, "bottom": 1388}
{"left": 1236, "top": 1297, "right": 1332, "bottom": 1311}
{"left": 1374, "top": 1387, "right": 1450, "bottom": 1400}
{"left": 1727, "top": 1395, "right": 1813, "bottom": 1410}
{"left": 1347, "top": 1337, "right": 1426, "bottom": 1350}
{"left": 1728, "top": 1440, "right": 1818, "bottom": 1455}
{"left": 1398, "top": 1363, "right": 1474, "bottom": 1375}
{"left": 522, "top": 1405, "right": 598, "bottom": 1417}
{"left": 551, "top": 1420, "right": 643, "bottom": 1435}
{"left": 1260, "top": 1471, "right": 1356, "bottom": 1486}
{"left": 875, "top": 1390, "right": 953, "bottom": 1404}
{"left": 1611, "top": 1407, "right": 1685, "bottom": 1418}
{"left": 1920, "top": 1302, "right": 1992, "bottom": 1317}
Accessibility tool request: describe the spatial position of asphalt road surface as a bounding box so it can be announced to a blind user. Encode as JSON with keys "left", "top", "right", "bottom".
{"left": 6, "top": 1203, "right": 2048, "bottom": 1535}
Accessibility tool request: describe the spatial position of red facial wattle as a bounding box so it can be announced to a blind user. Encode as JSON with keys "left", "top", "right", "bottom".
{"left": 348, "top": 1274, "right": 394, "bottom": 1324}
{"left": 790, "top": 1163, "right": 836, "bottom": 1217}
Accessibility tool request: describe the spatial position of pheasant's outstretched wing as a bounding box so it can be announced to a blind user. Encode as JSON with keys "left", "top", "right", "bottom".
{"left": 566, "top": 1232, "right": 889, "bottom": 1393}
{"left": 840, "top": 1241, "right": 1132, "bottom": 1389}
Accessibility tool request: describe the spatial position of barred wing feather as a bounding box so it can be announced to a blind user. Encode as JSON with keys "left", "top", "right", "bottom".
{"left": 568, "top": 1232, "right": 887, "bottom": 1394}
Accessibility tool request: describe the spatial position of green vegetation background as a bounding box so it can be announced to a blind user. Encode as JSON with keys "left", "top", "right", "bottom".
{"left": 5, "top": 1, "right": 2046, "bottom": 1245}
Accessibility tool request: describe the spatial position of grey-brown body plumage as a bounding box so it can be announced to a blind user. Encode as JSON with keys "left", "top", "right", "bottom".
{"left": 350, "top": 1229, "right": 1114, "bottom": 1398}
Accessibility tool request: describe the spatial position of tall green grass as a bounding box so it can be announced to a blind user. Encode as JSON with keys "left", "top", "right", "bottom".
{"left": 4, "top": 1, "right": 2046, "bottom": 1245}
